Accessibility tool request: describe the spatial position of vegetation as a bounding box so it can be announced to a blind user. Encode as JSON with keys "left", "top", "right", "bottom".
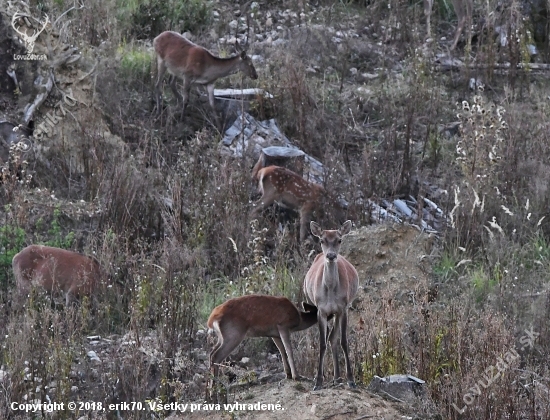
{"left": 1, "top": 0, "right": 550, "bottom": 418}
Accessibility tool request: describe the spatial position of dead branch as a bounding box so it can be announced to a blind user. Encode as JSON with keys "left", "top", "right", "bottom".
{"left": 24, "top": 70, "right": 54, "bottom": 125}
{"left": 50, "top": 46, "right": 80, "bottom": 70}
{"left": 77, "top": 59, "right": 99, "bottom": 82}
{"left": 6, "top": 68, "right": 20, "bottom": 91}
{"left": 52, "top": 1, "right": 85, "bottom": 29}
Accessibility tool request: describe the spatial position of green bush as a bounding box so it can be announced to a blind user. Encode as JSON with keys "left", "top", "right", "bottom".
{"left": 0, "top": 224, "right": 25, "bottom": 291}
{"left": 118, "top": 0, "right": 212, "bottom": 39}
{"left": 118, "top": 44, "right": 153, "bottom": 83}
{"left": 44, "top": 207, "right": 75, "bottom": 250}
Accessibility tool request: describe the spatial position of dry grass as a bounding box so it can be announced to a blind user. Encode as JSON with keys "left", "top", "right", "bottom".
{"left": 2, "top": 0, "right": 550, "bottom": 418}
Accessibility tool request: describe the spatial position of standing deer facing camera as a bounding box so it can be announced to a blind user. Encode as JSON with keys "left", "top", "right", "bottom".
{"left": 207, "top": 295, "right": 318, "bottom": 383}
{"left": 153, "top": 31, "right": 258, "bottom": 120}
{"left": 303, "top": 221, "right": 359, "bottom": 390}
{"left": 12, "top": 245, "right": 102, "bottom": 306}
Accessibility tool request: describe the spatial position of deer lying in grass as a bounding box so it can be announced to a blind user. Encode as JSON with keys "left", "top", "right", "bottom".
{"left": 153, "top": 31, "right": 258, "bottom": 120}
{"left": 303, "top": 221, "right": 359, "bottom": 390}
{"left": 12, "top": 245, "right": 102, "bottom": 306}
{"left": 207, "top": 295, "right": 318, "bottom": 382}
{"left": 251, "top": 164, "right": 327, "bottom": 242}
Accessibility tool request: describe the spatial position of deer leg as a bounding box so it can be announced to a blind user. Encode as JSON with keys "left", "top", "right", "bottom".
{"left": 206, "top": 83, "right": 217, "bottom": 113}
{"left": 15, "top": 277, "right": 31, "bottom": 301}
{"left": 328, "top": 313, "right": 342, "bottom": 384}
{"left": 340, "top": 310, "right": 356, "bottom": 388}
{"left": 209, "top": 337, "right": 223, "bottom": 372}
{"left": 250, "top": 198, "right": 271, "bottom": 218}
{"left": 168, "top": 75, "right": 183, "bottom": 104}
{"left": 273, "top": 334, "right": 295, "bottom": 379}
{"left": 177, "top": 77, "right": 192, "bottom": 118}
{"left": 206, "top": 83, "right": 222, "bottom": 130}
{"left": 155, "top": 59, "right": 167, "bottom": 115}
{"left": 209, "top": 329, "right": 243, "bottom": 379}
{"left": 314, "top": 313, "right": 329, "bottom": 390}
{"left": 207, "top": 335, "right": 224, "bottom": 402}
{"left": 251, "top": 184, "right": 277, "bottom": 218}
{"left": 209, "top": 331, "right": 241, "bottom": 405}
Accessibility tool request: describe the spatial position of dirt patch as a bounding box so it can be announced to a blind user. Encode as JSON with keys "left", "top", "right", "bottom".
{"left": 175, "top": 381, "right": 409, "bottom": 420}
{"left": 341, "top": 223, "right": 437, "bottom": 307}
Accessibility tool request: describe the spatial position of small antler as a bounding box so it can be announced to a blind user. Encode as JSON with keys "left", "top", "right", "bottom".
{"left": 11, "top": 12, "right": 49, "bottom": 53}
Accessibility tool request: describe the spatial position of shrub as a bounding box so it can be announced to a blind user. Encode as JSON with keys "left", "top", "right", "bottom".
{"left": 119, "top": 0, "right": 212, "bottom": 39}
{"left": 118, "top": 43, "right": 153, "bottom": 84}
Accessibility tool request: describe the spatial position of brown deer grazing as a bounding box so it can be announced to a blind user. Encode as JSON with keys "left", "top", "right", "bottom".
{"left": 153, "top": 31, "right": 258, "bottom": 119}
{"left": 12, "top": 245, "right": 102, "bottom": 306}
{"left": 251, "top": 165, "right": 326, "bottom": 242}
{"left": 303, "top": 221, "right": 359, "bottom": 390}
{"left": 207, "top": 295, "right": 318, "bottom": 382}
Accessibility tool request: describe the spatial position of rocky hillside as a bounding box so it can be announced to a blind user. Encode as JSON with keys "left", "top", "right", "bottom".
{"left": 2, "top": 0, "right": 550, "bottom": 419}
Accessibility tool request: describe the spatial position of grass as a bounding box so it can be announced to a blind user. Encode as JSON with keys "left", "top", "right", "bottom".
{"left": 118, "top": 43, "right": 152, "bottom": 82}
{"left": 3, "top": 0, "right": 550, "bottom": 418}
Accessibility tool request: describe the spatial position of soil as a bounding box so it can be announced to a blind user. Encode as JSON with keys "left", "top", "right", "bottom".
{"left": 176, "top": 381, "right": 410, "bottom": 420}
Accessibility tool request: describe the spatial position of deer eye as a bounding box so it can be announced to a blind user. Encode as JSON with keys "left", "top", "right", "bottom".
{"left": 338, "top": 239, "right": 342, "bottom": 244}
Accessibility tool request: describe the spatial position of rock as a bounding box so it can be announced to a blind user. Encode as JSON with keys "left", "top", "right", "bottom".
{"left": 368, "top": 374, "right": 426, "bottom": 403}
{"left": 87, "top": 335, "right": 101, "bottom": 340}
{"left": 87, "top": 350, "right": 101, "bottom": 363}
{"left": 362, "top": 72, "right": 380, "bottom": 80}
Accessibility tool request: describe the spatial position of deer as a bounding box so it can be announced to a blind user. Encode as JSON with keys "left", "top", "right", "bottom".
{"left": 303, "top": 220, "right": 359, "bottom": 390}
{"left": 207, "top": 295, "right": 318, "bottom": 384}
{"left": 251, "top": 164, "right": 327, "bottom": 243}
{"left": 153, "top": 31, "right": 258, "bottom": 121}
{"left": 12, "top": 245, "right": 102, "bottom": 306}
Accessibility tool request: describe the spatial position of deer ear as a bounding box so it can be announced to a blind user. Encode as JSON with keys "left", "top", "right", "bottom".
{"left": 339, "top": 220, "right": 352, "bottom": 236}
{"left": 310, "top": 221, "right": 322, "bottom": 238}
